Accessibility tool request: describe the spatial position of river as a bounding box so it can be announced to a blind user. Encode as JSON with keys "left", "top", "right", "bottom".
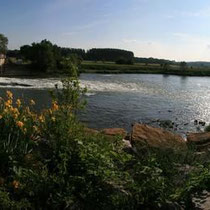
{"left": 0, "top": 73, "right": 210, "bottom": 135}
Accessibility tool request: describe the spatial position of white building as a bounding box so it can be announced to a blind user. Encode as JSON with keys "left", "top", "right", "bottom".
{"left": 0, "top": 54, "right": 6, "bottom": 74}
{"left": 0, "top": 54, "right": 6, "bottom": 66}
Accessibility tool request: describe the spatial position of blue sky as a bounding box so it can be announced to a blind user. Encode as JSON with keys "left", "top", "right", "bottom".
{"left": 1, "top": 0, "right": 210, "bottom": 61}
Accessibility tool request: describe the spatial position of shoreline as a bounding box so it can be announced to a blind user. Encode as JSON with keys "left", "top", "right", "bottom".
{"left": 2, "top": 63, "right": 210, "bottom": 77}
{"left": 81, "top": 69, "right": 210, "bottom": 76}
{"left": 2, "top": 70, "right": 210, "bottom": 78}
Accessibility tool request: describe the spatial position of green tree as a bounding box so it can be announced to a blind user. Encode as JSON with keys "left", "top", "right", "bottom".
{"left": 0, "top": 34, "right": 8, "bottom": 54}
{"left": 20, "top": 40, "right": 60, "bottom": 72}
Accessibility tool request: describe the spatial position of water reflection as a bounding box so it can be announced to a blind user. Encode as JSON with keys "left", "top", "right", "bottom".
{"left": 180, "top": 76, "right": 187, "bottom": 86}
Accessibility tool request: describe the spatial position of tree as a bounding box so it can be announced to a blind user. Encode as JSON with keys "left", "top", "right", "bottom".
{"left": 20, "top": 40, "right": 59, "bottom": 72}
{"left": 20, "top": 40, "right": 80, "bottom": 75}
{"left": 115, "top": 58, "right": 134, "bottom": 65}
{"left": 0, "top": 34, "right": 8, "bottom": 54}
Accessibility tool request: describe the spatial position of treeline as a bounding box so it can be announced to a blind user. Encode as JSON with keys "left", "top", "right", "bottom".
{"left": 58, "top": 48, "right": 134, "bottom": 62}
{"left": 8, "top": 45, "right": 134, "bottom": 63}
{"left": 7, "top": 40, "right": 178, "bottom": 71}
{"left": 86, "top": 48, "right": 134, "bottom": 62}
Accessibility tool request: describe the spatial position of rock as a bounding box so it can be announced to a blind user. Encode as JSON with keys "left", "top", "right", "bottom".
{"left": 187, "top": 132, "right": 210, "bottom": 145}
{"left": 199, "top": 121, "right": 206, "bottom": 126}
{"left": 196, "top": 126, "right": 201, "bottom": 131}
{"left": 159, "top": 120, "right": 173, "bottom": 128}
{"left": 131, "top": 123, "right": 186, "bottom": 150}
{"left": 101, "top": 128, "right": 127, "bottom": 139}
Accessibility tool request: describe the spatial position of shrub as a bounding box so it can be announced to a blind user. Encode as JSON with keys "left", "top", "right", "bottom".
{"left": 205, "top": 124, "right": 210, "bottom": 132}
{"left": 115, "top": 58, "right": 134, "bottom": 65}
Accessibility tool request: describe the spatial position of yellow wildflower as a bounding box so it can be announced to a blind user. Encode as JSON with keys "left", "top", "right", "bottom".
{"left": 16, "top": 121, "right": 24, "bottom": 128}
{"left": 52, "top": 101, "right": 59, "bottom": 111}
{"left": 3, "top": 108, "right": 8, "bottom": 114}
{"left": 6, "top": 91, "right": 13, "bottom": 99}
{"left": 12, "top": 108, "right": 19, "bottom": 114}
{"left": 48, "top": 109, "right": 52, "bottom": 115}
{"left": 30, "top": 99, "right": 35, "bottom": 106}
{"left": 12, "top": 180, "right": 20, "bottom": 189}
{"left": 5, "top": 99, "right": 12, "bottom": 107}
{"left": 13, "top": 114, "right": 18, "bottom": 119}
{"left": 39, "top": 115, "right": 45, "bottom": 123}
{"left": 51, "top": 117, "right": 56, "bottom": 122}
{"left": 16, "top": 99, "right": 21, "bottom": 107}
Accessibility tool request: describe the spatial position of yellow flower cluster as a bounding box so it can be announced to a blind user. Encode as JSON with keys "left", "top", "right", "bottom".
{"left": 16, "top": 99, "right": 21, "bottom": 107}
{"left": 16, "top": 121, "right": 24, "bottom": 128}
{"left": 39, "top": 115, "right": 45, "bottom": 123}
{"left": 0, "top": 90, "right": 62, "bottom": 140}
{"left": 12, "top": 180, "right": 20, "bottom": 189}
{"left": 6, "top": 91, "right": 13, "bottom": 99}
{"left": 52, "top": 101, "right": 59, "bottom": 111}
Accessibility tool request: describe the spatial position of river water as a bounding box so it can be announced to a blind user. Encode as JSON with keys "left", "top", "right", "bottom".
{"left": 0, "top": 73, "right": 210, "bottom": 134}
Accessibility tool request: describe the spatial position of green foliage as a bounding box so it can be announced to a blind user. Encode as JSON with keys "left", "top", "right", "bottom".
{"left": 20, "top": 40, "right": 59, "bottom": 72}
{"left": 205, "top": 124, "right": 210, "bottom": 132}
{"left": 20, "top": 40, "right": 82, "bottom": 75}
{"left": 86, "top": 48, "right": 134, "bottom": 62}
{"left": 0, "top": 34, "right": 8, "bottom": 54}
{"left": 58, "top": 54, "right": 82, "bottom": 75}
{"left": 115, "top": 58, "right": 134, "bottom": 65}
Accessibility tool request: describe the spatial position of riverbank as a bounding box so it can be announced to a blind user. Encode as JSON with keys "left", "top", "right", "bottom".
{"left": 1, "top": 64, "right": 72, "bottom": 78}
{"left": 3, "top": 62, "right": 210, "bottom": 77}
{"left": 81, "top": 61, "right": 210, "bottom": 76}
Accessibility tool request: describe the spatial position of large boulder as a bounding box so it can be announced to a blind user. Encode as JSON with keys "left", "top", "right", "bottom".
{"left": 101, "top": 128, "right": 127, "bottom": 139}
{"left": 187, "top": 132, "right": 210, "bottom": 150}
{"left": 131, "top": 123, "right": 186, "bottom": 149}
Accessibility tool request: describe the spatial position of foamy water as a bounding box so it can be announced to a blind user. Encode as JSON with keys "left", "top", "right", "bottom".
{"left": 0, "top": 76, "right": 170, "bottom": 96}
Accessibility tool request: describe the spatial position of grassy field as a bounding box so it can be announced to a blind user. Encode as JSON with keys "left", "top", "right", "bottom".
{"left": 80, "top": 61, "right": 210, "bottom": 76}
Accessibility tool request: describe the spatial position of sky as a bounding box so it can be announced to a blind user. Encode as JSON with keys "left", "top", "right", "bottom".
{"left": 1, "top": 0, "right": 210, "bottom": 61}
